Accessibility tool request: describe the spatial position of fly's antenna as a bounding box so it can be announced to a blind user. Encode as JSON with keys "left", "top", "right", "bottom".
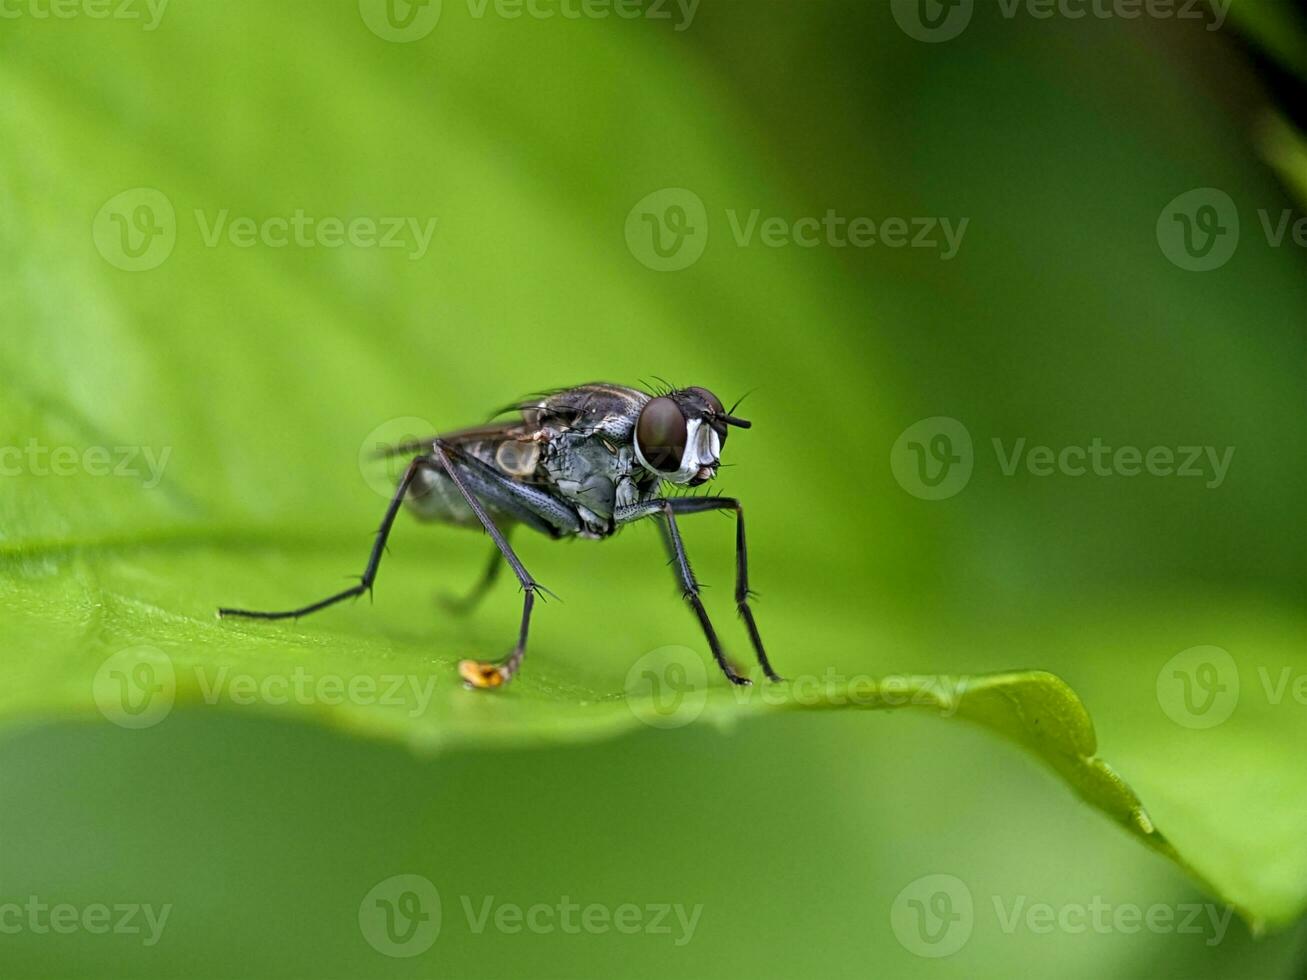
{"left": 727, "top": 387, "right": 759, "bottom": 416}
{"left": 712, "top": 387, "right": 758, "bottom": 429}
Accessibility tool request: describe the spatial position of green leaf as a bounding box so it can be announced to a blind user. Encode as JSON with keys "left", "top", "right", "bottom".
{"left": 1, "top": 531, "right": 1301, "bottom": 933}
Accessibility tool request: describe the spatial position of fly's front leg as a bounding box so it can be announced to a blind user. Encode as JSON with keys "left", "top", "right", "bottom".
{"left": 429, "top": 442, "right": 548, "bottom": 690}
{"left": 624, "top": 500, "right": 750, "bottom": 687}
{"left": 666, "top": 496, "right": 782, "bottom": 682}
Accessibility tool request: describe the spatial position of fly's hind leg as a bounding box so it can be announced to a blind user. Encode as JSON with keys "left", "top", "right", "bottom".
{"left": 438, "top": 533, "right": 510, "bottom": 616}
{"left": 218, "top": 457, "right": 425, "bottom": 622}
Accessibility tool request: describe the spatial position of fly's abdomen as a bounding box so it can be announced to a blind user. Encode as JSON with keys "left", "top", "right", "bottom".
{"left": 405, "top": 438, "right": 525, "bottom": 528}
{"left": 405, "top": 467, "right": 484, "bottom": 528}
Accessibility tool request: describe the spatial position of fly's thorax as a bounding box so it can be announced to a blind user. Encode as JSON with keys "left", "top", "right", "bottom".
{"left": 539, "top": 427, "right": 634, "bottom": 529}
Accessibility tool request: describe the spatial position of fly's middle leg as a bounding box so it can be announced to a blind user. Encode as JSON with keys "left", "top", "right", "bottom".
{"left": 428, "top": 442, "right": 547, "bottom": 690}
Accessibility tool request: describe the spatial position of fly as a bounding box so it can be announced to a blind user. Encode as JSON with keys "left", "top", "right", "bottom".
{"left": 218, "top": 382, "right": 782, "bottom": 690}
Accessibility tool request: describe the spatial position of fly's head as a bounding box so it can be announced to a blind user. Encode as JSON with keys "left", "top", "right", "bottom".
{"left": 633, "top": 386, "right": 750, "bottom": 486}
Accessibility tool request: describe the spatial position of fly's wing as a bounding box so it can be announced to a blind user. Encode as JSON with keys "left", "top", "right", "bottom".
{"left": 371, "top": 383, "right": 642, "bottom": 476}
{"left": 371, "top": 422, "right": 520, "bottom": 460}
{"left": 372, "top": 418, "right": 548, "bottom": 482}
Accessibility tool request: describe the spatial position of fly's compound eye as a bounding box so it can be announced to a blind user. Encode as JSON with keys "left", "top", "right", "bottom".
{"left": 636, "top": 396, "right": 688, "bottom": 472}
{"left": 686, "top": 386, "right": 724, "bottom": 416}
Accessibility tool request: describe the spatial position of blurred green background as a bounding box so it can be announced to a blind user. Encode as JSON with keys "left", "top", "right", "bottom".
{"left": 2, "top": 0, "right": 1305, "bottom": 977}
